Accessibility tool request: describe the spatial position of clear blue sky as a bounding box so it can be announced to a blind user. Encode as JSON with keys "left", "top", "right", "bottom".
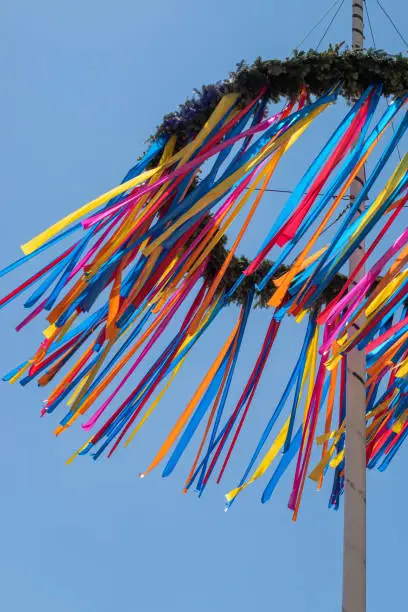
{"left": 0, "top": 1, "right": 407, "bottom": 611}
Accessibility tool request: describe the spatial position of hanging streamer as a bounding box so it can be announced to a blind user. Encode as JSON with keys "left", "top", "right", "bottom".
{"left": 1, "top": 83, "right": 407, "bottom": 514}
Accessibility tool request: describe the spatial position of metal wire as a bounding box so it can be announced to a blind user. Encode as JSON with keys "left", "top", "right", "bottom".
{"left": 321, "top": 201, "right": 353, "bottom": 234}
{"left": 245, "top": 186, "right": 352, "bottom": 200}
{"left": 364, "top": 0, "right": 377, "bottom": 47}
{"left": 295, "top": 0, "right": 343, "bottom": 50}
{"left": 316, "top": 0, "right": 346, "bottom": 50}
{"left": 376, "top": 0, "right": 408, "bottom": 48}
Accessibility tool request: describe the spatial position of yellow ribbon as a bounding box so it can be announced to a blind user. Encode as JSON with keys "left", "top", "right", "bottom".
{"left": 21, "top": 95, "right": 238, "bottom": 254}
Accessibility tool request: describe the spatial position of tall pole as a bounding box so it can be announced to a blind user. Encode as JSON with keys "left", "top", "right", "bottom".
{"left": 342, "top": 2, "right": 366, "bottom": 612}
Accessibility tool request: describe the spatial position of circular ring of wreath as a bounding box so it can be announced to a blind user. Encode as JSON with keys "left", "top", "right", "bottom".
{"left": 145, "top": 47, "right": 408, "bottom": 307}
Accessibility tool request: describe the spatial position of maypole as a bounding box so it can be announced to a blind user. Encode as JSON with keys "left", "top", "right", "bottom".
{"left": 1, "top": 8, "right": 408, "bottom": 609}
{"left": 342, "top": 2, "right": 366, "bottom": 612}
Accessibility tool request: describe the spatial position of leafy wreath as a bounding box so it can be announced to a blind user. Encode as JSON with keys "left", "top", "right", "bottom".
{"left": 142, "top": 48, "right": 408, "bottom": 306}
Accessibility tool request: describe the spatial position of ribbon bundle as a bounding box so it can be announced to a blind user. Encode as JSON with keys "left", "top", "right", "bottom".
{"left": 1, "top": 82, "right": 407, "bottom": 517}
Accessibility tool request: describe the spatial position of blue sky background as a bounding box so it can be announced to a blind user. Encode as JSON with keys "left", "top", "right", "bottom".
{"left": 0, "top": 1, "right": 407, "bottom": 611}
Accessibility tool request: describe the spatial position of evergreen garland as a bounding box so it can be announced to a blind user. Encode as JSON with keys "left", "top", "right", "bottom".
{"left": 154, "top": 48, "right": 408, "bottom": 144}
{"left": 150, "top": 49, "right": 408, "bottom": 307}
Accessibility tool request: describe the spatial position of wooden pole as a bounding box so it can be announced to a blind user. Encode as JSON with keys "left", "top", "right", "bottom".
{"left": 342, "top": 2, "right": 366, "bottom": 611}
